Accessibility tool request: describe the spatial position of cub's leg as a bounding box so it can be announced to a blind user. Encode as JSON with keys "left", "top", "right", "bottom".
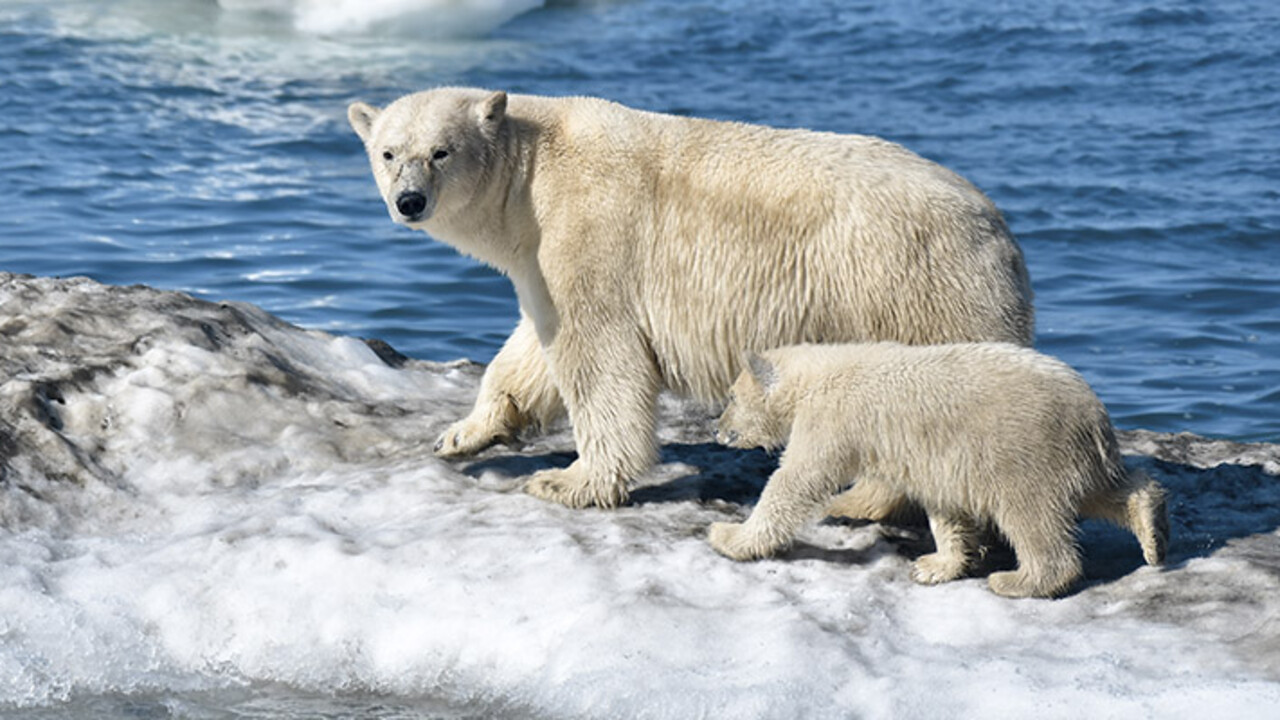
{"left": 435, "top": 316, "right": 564, "bottom": 457}
{"left": 1080, "top": 469, "right": 1169, "bottom": 566}
{"left": 826, "top": 481, "right": 917, "bottom": 523}
{"left": 987, "top": 500, "right": 1083, "bottom": 598}
{"left": 523, "top": 322, "right": 661, "bottom": 509}
{"left": 910, "top": 512, "right": 977, "bottom": 585}
{"left": 710, "top": 437, "right": 849, "bottom": 560}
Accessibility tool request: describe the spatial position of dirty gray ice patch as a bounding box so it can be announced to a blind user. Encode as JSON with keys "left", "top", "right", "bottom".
{"left": 0, "top": 272, "right": 474, "bottom": 529}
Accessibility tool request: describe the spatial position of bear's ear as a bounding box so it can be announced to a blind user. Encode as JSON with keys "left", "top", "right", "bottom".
{"left": 348, "top": 101, "right": 381, "bottom": 143}
{"left": 745, "top": 352, "right": 780, "bottom": 394}
{"left": 476, "top": 90, "right": 507, "bottom": 132}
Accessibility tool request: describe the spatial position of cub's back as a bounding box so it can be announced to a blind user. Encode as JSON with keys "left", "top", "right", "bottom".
{"left": 773, "top": 342, "right": 1104, "bottom": 435}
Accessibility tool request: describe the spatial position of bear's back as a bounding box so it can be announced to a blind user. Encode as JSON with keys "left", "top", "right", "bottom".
{"left": 510, "top": 94, "right": 1034, "bottom": 401}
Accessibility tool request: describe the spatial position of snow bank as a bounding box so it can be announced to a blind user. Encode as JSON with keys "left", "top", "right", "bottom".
{"left": 2, "top": 272, "right": 1278, "bottom": 718}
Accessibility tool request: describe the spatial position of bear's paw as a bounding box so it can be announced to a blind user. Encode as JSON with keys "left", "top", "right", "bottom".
{"left": 708, "top": 521, "right": 776, "bottom": 561}
{"left": 524, "top": 465, "right": 628, "bottom": 509}
{"left": 987, "top": 569, "right": 1078, "bottom": 599}
{"left": 434, "top": 417, "right": 509, "bottom": 458}
{"left": 910, "top": 552, "right": 969, "bottom": 585}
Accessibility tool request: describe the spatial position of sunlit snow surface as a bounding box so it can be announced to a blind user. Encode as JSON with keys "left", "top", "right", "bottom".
{"left": 2, "top": 273, "right": 1279, "bottom": 718}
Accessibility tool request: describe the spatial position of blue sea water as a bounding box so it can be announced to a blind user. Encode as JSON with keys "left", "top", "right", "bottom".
{"left": 1, "top": 0, "right": 1278, "bottom": 442}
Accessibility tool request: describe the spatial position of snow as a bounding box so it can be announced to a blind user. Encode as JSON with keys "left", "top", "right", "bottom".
{"left": 1, "top": 272, "right": 1279, "bottom": 718}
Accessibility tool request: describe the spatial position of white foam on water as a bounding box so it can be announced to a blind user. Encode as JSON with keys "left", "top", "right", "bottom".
{"left": 218, "top": 0, "right": 547, "bottom": 36}
{"left": 2, "top": 275, "right": 1280, "bottom": 717}
{"left": 10, "top": 0, "right": 545, "bottom": 39}
{"left": 8, "top": 0, "right": 539, "bottom": 109}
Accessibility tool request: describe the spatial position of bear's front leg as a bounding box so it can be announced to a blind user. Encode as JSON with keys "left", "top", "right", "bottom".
{"left": 435, "top": 316, "right": 563, "bottom": 457}
{"left": 710, "top": 436, "right": 850, "bottom": 560}
{"left": 523, "top": 323, "right": 661, "bottom": 509}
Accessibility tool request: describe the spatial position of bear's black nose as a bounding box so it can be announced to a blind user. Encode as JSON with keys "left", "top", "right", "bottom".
{"left": 396, "top": 191, "right": 427, "bottom": 218}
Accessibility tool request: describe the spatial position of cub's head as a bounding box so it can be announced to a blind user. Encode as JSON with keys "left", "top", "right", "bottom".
{"left": 716, "top": 353, "right": 789, "bottom": 450}
{"left": 348, "top": 87, "right": 508, "bottom": 228}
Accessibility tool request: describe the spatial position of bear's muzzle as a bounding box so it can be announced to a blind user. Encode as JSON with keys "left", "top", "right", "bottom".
{"left": 395, "top": 190, "right": 428, "bottom": 220}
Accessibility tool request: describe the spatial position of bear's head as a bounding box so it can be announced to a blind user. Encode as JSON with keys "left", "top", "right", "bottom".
{"left": 348, "top": 87, "right": 508, "bottom": 230}
{"left": 716, "top": 353, "right": 789, "bottom": 450}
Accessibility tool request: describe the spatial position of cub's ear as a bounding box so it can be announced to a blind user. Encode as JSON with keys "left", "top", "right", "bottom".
{"left": 744, "top": 352, "right": 780, "bottom": 394}
{"left": 476, "top": 90, "right": 507, "bottom": 132}
{"left": 348, "top": 101, "right": 381, "bottom": 143}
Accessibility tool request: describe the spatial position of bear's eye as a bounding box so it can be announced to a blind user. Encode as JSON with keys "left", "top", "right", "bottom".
{"left": 382, "top": 150, "right": 394, "bottom": 161}
{"left": 432, "top": 149, "right": 450, "bottom": 161}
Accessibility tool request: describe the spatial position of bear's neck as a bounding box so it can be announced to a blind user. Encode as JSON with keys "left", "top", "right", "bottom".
{"left": 425, "top": 115, "right": 556, "bottom": 343}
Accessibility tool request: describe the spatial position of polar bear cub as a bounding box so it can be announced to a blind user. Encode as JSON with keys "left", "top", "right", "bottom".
{"left": 710, "top": 342, "right": 1168, "bottom": 598}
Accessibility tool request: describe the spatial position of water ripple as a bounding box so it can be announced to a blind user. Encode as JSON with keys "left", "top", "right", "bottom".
{"left": 2, "top": 0, "right": 1278, "bottom": 440}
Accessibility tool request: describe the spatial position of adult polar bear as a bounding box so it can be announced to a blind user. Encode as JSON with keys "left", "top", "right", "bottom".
{"left": 348, "top": 88, "right": 1033, "bottom": 509}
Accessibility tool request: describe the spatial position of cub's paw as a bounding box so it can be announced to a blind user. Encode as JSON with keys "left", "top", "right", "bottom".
{"left": 524, "top": 465, "right": 627, "bottom": 509}
{"left": 708, "top": 522, "right": 773, "bottom": 561}
{"left": 910, "top": 552, "right": 968, "bottom": 585}
{"left": 433, "top": 417, "right": 507, "bottom": 458}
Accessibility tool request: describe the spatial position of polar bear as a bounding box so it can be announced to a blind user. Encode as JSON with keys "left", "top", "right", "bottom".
{"left": 348, "top": 87, "right": 1033, "bottom": 509}
{"left": 709, "top": 342, "right": 1169, "bottom": 598}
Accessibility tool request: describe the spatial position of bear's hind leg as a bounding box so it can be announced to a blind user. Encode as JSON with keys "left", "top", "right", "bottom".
{"left": 435, "top": 317, "right": 563, "bottom": 457}
{"left": 1080, "top": 470, "right": 1169, "bottom": 566}
{"left": 1127, "top": 476, "right": 1169, "bottom": 566}
{"left": 987, "top": 506, "right": 1082, "bottom": 598}
{"left": 911, "top": 512, "right": 977, "bottom": 585}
